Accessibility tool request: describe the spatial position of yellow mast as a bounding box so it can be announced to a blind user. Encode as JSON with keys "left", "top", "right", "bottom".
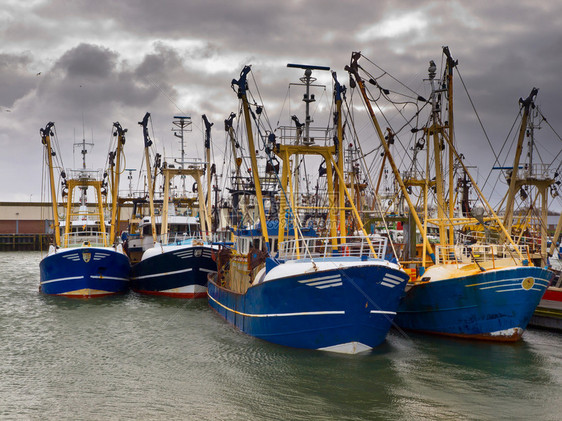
{"left": 549, "top": 213, "right": 562, "bottom": 256}
{"left": 160, "top": 167, "right": 209, "bottom": 243}
{"left": 161, "top": 167, "right": 170, "bottom": 245}
{"left": 109, "top": 122, "right": 127, "bottom": 245}
{"left": 439, "top": 127, "right": 526, "bottom": 260}
{"left": 503, "top": 88, "right": 538, "bottom": 232}
{"left": 346, "top": 52, "right": 436, "bottom": 262}
{"left": 95, "top": 180, "right": 107, "bottom": 247}
{"left": 334, "top": 72, "right": 347, "bottom": 241}
{"left": 278, "top": 64, "right": 337, "bottom": 247}
{"left": 443, "top": 47, "right": 458, "bottom": 245}
{"left": 225, "top": 113, "right": 240, "bottom": 181}
{"left": 231, "top": 66, "right": 269, "bottom": 243}
{"left": 40, "top": 122, "right": 61, "bottom": 247}
{"left": 225, "top": 113, "right": 242, "bottom": 238}
{"left": 427, "top": 60, "right": 448, "bottom": 246}
{"left": 202, "top": 115, "right": 213, "bottom": 233}
{"left": 139, "top": 112, "right": 158, "bottom": 246}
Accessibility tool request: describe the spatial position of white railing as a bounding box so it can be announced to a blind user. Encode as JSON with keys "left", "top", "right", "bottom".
{"left": 163, "top": 231, "right": 231, "bottom": 245}
{"left": 459, "top": 231, "right": 541, "bottom": 252}
{"left": 528, "top": 163, "right": 551, "bottom": 179}
{"left": 278, "top": 235, "right": 388, "bottom": 261}
{"left": 162, "top": 232, "right": 203, "bottom": 245}
{"left": 66, "top": 168, "right": 104, "bottom": 181}
{"left": 276, "top": 125, "right": 331, "bottom": 146}
{"left": 435, "top": 243, "right": 529, "bottom": 265}
{"left": 402, "top": 168, "right": 425, "bottom": 181}
{"left": 62, "top": 231, "right": 109, "bottom": 247}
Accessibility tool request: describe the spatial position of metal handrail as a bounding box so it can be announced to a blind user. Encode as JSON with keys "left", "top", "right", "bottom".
{"left": 435, "top": 243, "right": 528, "bottom": 266}
{"left": 62, "top": 231, "right": 109, "bottom": 247}
{"left": 278, "top": 235, "right": 388, "bottom": 260}
{"left": 162, "top": 231, "right": 230, "bottom": 245}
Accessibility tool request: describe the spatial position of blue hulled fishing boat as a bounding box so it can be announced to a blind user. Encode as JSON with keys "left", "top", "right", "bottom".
{"left": 347, "top": 48, "right": 553, "bottom": 340}
{"left": 394, "top": 260, "right": 552, "bottom": 340}
{"left": 129, "top": 113, "right": 217, "bottom": 298}
{"left": 130, "top": 218, "right": 217, "bottom": 298}
{"left": 207, "top": 65, "right": 409, "bottom": 353}
{"left": 39, "top": 122, "right": 130, "bottom": 297}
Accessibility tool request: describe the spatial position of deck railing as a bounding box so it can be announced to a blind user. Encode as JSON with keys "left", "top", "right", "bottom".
{"left": 164, "top": 231, "right": 231, "bottom": 245}
{"left": 277, "top": 235, "right": 388, "bottom": 261}
{"left": 435, "top": 243, "right": 529, "bottom": 266}
{"left": 62, "top": 231, "right": 109, "bottom": 247}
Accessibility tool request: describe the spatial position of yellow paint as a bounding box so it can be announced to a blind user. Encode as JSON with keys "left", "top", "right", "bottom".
{"left": 521, "top": 277, "right": 535, "bottom": 290}
{"left": 62, "top": 289, "right": 109, "bottom": 296}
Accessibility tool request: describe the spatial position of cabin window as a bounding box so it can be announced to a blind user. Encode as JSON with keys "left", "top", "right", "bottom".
{"left": 142, "top": 225, "right": 161, "bottom": 236}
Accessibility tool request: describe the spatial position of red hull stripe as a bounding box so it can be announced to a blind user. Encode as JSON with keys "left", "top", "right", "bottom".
{"left": 542, "top": 290, "right": 562, "bottom": 301}
{"left": 414, "top": 329, "right": 523, "bottom": 342}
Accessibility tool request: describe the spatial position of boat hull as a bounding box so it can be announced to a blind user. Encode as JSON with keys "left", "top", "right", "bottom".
{"left": 395, "top": 266, "right": 553, "bottom": 340}
{"left": 131, "top": 245, "right": 216, "bottom": 298}
{"left": 39, "top": 247, "right": 130, "bottom": 297}
{"left": 529, "top": 285, "right": 562, "bottom": 331}
{"left": 207, "top": 262, "right": 409, "bottom": 353}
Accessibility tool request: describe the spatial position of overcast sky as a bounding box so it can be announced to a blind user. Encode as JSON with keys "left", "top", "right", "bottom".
{"left": 1, "top": 0, "right": 561, "bottom": 212}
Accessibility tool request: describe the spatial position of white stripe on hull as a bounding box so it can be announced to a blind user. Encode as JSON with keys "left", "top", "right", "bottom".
{"left": 175, "top": 253, "right": 193, "bottom": 259}
{"left": 90, "top": 275, "right": 129, "bottom": 281}
{"left": 370, "top": 310, "right": 397, "bottom": 315}
{"left": 465, "top": 275, "right": 549, "bottom": 288}
{"left": 41, "top": 276, "right": 84, "bottom": 285}
{"left": 496, "top": 287, "right": 546, "bottom": 293}
{"left": 381, "top": 275, "right": 405, "bottom": 288}
{"left": 307, "top": 279, "right": 342, "bottom": 286}
{"left": 62, "top": 254, "right": 81, "bottom": 261}
{"left": 131, "top": 267, "right": 193, "bottom": 280}
{"left": 299, "top": 274, "right": 342, "bottom": 289}
{"left": 383, "top": 273, "right": 405, "bottom": 282}
{"left": 316, "top": 282, "right": 343, "bottom": 289}
{"left": 208, "top": 294, "right": 344, "bottom": 318}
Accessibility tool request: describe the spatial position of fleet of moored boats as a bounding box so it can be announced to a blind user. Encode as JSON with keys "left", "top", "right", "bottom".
{"left": 38, "top": 47, "right": 562, "bottom": 354}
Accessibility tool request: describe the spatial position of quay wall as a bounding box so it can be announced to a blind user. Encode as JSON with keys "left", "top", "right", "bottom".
{"left": 0, "top": 201, "right": 132, "bottom": 251}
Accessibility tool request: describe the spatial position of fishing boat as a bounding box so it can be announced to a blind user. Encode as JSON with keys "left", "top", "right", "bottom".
{"left": 530, "top": 221, "right": 562, "bottom": 330}
{"left": 39, "top": 122, "right": 130, "bottom": 297}
{"left": 531, "top": 271, "right": 562, "bottom": 331}
{"left": 490, "top": 93, "right": 562, "bottom": 332}
{"left": 129, "top": 113, "right": 217, "bottom": 298}
{"left": 346, "top": 48, "right": 554, "bottom": 341}
{"left": 207, "top": 65, "right": 410, "bottom": 354}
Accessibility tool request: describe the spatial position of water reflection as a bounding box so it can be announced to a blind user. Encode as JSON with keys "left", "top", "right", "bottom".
{"left": 1, "top": 252, "right": 560, "bottom": 420}
{"left": 388, "top": 330, "right": 558, "bottom": 420}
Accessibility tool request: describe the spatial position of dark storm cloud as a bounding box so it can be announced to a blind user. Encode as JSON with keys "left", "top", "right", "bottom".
{"left": 56, "top": 44, "right": 118, "bottom": 79}
{"left": 0, "top": 42, "right": 190, "bottom": 201}
{"left": 0, "top": 52, "right": 37, "bottom": 108}
{"left": 0, "top": 0, "right": 561, "bottom": 210}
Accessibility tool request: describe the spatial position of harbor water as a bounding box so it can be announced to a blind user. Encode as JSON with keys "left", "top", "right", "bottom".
{"left": 1, "top": 252, "right": 560, "bottom": 420}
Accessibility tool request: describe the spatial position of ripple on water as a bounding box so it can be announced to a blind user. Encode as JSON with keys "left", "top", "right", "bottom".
{"left": 1, "top": 252, "right": 561, "bottom": 420}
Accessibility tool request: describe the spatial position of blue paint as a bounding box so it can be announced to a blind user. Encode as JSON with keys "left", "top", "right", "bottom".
{"left": 395, "top": 266, "right": 553, "bottom": 337}
{"left": 131, "top": 246, "right": 216, "bottom": 295}
{"left": 208, "top": 261, "right": 409, "bottom": 350}
{"left": 40, "top": 248, "right": 130, "bottom": 295}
